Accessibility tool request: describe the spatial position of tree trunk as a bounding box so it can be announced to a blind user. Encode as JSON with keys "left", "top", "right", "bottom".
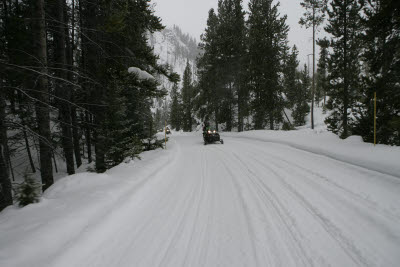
{"left": 53, "top": 0, "right": 75, "bottom": 175}
{"left": 67, "top": 0, "right": 82, "bottom": 168}
{"left": 78, "top": 0, "right": 91, "bottom": 164}
{"left": 52, "top": 150, "right": 58, "bottom": 173}
{"left": 23, "top": 127, "right": 36, "bottom": 173}
{"left": 214, "top": 107, "right": 219, "bottom": 132}
{"left": 0, "top": 91, "right": 13, "bottom": 211}
{"left": 85, "top": 111, "right": 92, "bottom": 163}
{"left": 81, "top": 0, "right": 105, "bottom": 171}
{"left": 32, "top": 0, "right": 54, "bottom": 191}
{"left": 343, "top": 0, "right": 348, "bottom": 138}
{"left": 311, "top": 4, "right": 315, "bottom": 130}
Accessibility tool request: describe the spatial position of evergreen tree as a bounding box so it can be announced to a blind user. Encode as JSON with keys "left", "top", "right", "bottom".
{"left": 197, "top": 8, "right": 221, "bottom": 130}
{"left": 292, "top": 64, "right": 311, "bottom": 126}
{"left": 0, "top": 92, "right": 12, "bottom": 211}
{"left": 283, "top": 45, "right": 300, "bottom": 108}
{"left": 232, "top": 0, "right": 248, "bottom": 132}
{"left": 325, "top": 0, "right": 363, "bottom": 138}
{"left": 214, "top": 0, "right": 247, "bottom": 131}
{"left": 182, "top": 61, "right": 194, "bottom": 131}
{"left": 48, "top": 0, "right": 75, "bottom": 175}
{"left": 353, "top": 0, "right": 400, "bottom": 145}
{"left": 299, "top": 0, "right": 328, "bottom": 129}
{"left": 248, "top": 0, "right": 289, "bottom": 130}
{"left": 316, "top": 37, "right": 329, "bottom": 106}
{"left": 15, "top": 174, "right": 41, "bottom": 207}
{"left": 32, "top": 0, "right": 54, "bottom": 190}
{"left": 170, "top": 83, "right": 183, "bottom": 131}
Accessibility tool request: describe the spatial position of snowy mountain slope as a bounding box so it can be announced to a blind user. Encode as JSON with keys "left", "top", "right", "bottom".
{"left": 149, "top": 25, "right": 199, "bottom": 94}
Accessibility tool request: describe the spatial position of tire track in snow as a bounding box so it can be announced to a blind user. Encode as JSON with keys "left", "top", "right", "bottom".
{"left": 182, "top": 148, "right": 208, "bottom": 266}
{"left": 215, "top": 146, "right": 315, "bottom": 267}
{"left": 214, "top": 149, "right": 314, "bottom": 266}
{"left": 240, "top": 147, "right": 373, "bottom": 267}
{"left": 156, "top": 165, "right": 204, "bottom": 267}
{"left": 216, "top": 155, "right": 262, "bottom": 266}
{"left": 246, "top": 141, "right": 400, "bottom": 224}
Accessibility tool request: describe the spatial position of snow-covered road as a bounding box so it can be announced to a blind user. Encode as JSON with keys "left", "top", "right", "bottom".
{"left": 2, "top": 133, "right": 400, "bottom": 267}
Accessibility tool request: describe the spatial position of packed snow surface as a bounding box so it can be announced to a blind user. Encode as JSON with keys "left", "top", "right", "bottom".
{"left": 1, "top": 131, "right": 400, "bottom": 267}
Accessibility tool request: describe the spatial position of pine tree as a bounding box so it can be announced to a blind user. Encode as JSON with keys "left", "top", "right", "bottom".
{"left": 32, "top": 0, "right": 54, "bottom": 190}
{"left": 48, "top": 0, "right": 75, "bottom": 175}
{"left": 299, "top": 0, "right": 328, "bottom": 130}
{"left": 0, "top": 91, "right": 13, "bottom": 211}
{"left": 1, "top": 0, "right": 178, "bottom": 186}
{"left": 353, "top": 0, "right": 400, "bottom": 145}
{"left": 231, "top": 0, "right": 248, "bottom": 132}
{"left": 248, "top": 0, "right": 289, "bottom": 130}
{"left": 212, "top": 0, "right": 247, "bottom": 131}
{"left": 15, "top": 174, "right": 41, "bottom": 207}
{"left": 197, "top": 8, "right": 221, "bottom": 130}
{"left": 182, "top": 61, "right": 194, "bottom": 131}
{"left": 316, "top": 37, "right": 329, "bottom": 107}
{"left": 283, "top": 45, "right": 300, "bottom": 108}
{"left": 325, "top": 0, "right": 363, "bottom": 138}
{"left": 292, "top": 64, "right": 311, "bottom": 126}
{"left": 170, "top": 83, "right": 183, "bottom": 131}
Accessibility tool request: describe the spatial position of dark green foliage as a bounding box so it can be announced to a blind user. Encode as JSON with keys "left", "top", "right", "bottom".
{"left": 325, "top": 0, "right": 363, "bottom": 138}
{"left": 281, "top": 121, "right": 295, "bottom": 131}
{"left": 352, "top": 0, "right": 400, "bottom": 145}
{"left": 170, "top": 84, "right": 183, "bottom": 131}
{"left": 316, "top": 38, "right": 329, "bottom": 106}
{"left": 182, "top": 61, "right": 194, "bottom": 131}
{"left": 283, "top": 45, "right": 300, "bottom": 108}
{"left": 292, "top": 65, "right": 311, "bottom": 126}
{"left": 1, "top": 0, "right": 178, "bottom": 187}
{"left": 196, "top": 1, "right": 248, "bottom": 132}
{"left": 15, "top": 175, "right": 41, "bottom": 207}
{"left": 78, "top": 0, "right": 173, "bottom": 171}
{"left": 197, "top": 8, "right": 221, "bottom": 129}
{"left": 248, "top": 0, "right": 289, "bottom": 130}
{"left": 299, "top": 0, "right": 328, "bottom": 28}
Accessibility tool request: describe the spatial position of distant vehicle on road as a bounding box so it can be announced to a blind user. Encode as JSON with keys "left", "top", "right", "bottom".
{"left": 203, "top": 129, "right": 223, "bottom": 145}
{"left": 165, "top": 127, "right": 171, "bottom": 135}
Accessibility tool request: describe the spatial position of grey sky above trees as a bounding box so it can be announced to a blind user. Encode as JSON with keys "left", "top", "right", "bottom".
{"left": 152, "top": 0, "right": 327, "bottom": 67}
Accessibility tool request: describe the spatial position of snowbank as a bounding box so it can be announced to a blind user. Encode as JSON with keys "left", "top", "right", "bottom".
{"left": 0, "top": 142, "right": 177, "bottom": 267}
{"left": 223, "top": 130, "right": 400, "bottom": 178}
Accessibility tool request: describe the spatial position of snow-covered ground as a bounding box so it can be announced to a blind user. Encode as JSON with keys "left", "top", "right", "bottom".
{"left": 1, "top": 130, "right": 400, "bottom": 267}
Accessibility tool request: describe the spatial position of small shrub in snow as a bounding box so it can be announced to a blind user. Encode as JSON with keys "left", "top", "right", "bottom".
{"left": 14, "top": 174, "right": 41, "bottom": 207}
{"left": 282, "top": 121, "right": 295, "bottom": 131}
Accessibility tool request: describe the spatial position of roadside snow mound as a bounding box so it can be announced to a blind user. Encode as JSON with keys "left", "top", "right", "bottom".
{"left": 224, "top": 130, "right": 400, "bottom": 178}
{"left": 0, "top": 144, "right": 176, "bottom": 267}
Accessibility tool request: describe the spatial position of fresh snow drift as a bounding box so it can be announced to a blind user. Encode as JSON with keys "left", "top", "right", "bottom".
{"left": 1, "top": 131, "right": 400, "bottom": 267}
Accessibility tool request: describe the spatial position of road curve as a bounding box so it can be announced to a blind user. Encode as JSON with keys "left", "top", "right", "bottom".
{"left": 49, "top": 134, "right": 400, "bottom": 267}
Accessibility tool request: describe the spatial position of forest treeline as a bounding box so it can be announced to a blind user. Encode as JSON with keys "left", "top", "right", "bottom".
{"left": 169, "top": 0, "right": 399, "bottom": 145}
{"left": 0, "top": 0, "right": 178, "bottom": 210}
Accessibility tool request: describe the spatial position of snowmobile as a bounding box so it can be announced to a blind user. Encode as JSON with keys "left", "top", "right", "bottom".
{"left": 203, "top": 129, "right": 224, "bottom": 145}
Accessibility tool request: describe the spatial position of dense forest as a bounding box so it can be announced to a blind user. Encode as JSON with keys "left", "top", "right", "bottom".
{"left": 171, "top": 0, "right": 399, "bottom": 146}
{"left": 1, "top": 0, "right": 399, "bottom": 211}
{"left": 0, "top": 0, "right": 179, "bottom": 210}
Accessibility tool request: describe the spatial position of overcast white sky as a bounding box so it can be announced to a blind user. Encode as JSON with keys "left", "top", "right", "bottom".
{"left": 152, "top": 0, "right": 326, "bottom": 68}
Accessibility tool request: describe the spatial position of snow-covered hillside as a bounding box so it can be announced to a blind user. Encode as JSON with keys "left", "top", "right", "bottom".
{"left": 149, "top": 25, "right": 199, "bottom": 93}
